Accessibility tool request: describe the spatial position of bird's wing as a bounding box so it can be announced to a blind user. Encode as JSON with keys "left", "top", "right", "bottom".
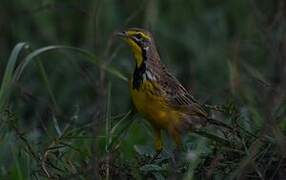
{"left": 157, "top": 70, "right": 208, "bottom": 117}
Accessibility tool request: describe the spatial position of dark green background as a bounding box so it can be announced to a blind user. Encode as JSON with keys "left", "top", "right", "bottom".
{"left": 0, "top": 0, "right": 285, "bottom": 179}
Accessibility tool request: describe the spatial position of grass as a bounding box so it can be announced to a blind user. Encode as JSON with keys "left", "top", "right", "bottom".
{"left": 1, "top": 0, "right": 286, "bottom": 179}
{"left": 0, "top": 42, "right": 285, "bottom": 179}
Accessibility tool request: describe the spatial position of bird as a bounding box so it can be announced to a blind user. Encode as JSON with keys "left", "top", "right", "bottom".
{"left": 116, "top": 28, "right": 220, "bottom": 156}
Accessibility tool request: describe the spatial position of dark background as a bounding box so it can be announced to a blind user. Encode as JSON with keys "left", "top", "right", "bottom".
{"left": 0, "top": 0, "right": 285, "bottom": 179}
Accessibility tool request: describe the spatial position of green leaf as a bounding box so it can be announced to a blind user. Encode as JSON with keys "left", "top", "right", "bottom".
{"left": 152, "top": 172, "right": 165, "bottom": 180}
{"left": 134, "top": 145, "right": 154, "bottom": 156}
{"left": 0, "top": 42, "right": 27, "bottom": 111}
{"left": 13, "top": 45, "right": 128, "bottom": 83}
{"left": 140, "top": 164, "right": 163, "bottom": 172}
{"left": 241, "top": 61, "right": 271, "bottom": 87}
{"left": 107, "top": 110, "right": 136, "bottom": 151}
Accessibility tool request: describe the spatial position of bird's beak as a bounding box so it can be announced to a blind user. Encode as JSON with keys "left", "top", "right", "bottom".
{"left": 115, "top": 31, "right": 128, "bottom": 38}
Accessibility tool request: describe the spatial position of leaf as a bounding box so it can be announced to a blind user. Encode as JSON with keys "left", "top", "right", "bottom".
{"left": 152, "top": 172, "right": 165, "bottom": 180}
{"left": 107, "top": 109, "right": 136, "bottom": 151}
{"left": 0, "top": 42, "right": 27, "bottom": 111}
{"left": 134, "top": 145, "right": 155, "bottom": 157}
{"left": 13, "top": 45, "right": 128, "bottom": 83}
{"left": 241, "top": 61, "right": 271, "bottom": 87}
{"left": 140, "top": 164, "right": 163, "bottom": 172}
{"left": 193, "top": 130, "right": 231, "bottom": 146}
{"left": 1, "top": 44, "right": 128, "bottom": 115}
{"left": 105, "top": 82, "right": 112, "bottom": 152}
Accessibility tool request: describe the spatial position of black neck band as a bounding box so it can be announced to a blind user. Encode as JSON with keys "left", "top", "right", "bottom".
{"left": 132, "top": 48, "right": 147, "bottom": 90}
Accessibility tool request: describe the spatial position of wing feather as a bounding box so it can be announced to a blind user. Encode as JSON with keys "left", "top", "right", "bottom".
{"left": 156, "top": 70, "right": 208, "bottom": 118}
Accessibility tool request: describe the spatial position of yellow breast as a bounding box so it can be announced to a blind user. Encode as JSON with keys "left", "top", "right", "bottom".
{"left": 129, "top": 79, "right": 182, "bottom": 129}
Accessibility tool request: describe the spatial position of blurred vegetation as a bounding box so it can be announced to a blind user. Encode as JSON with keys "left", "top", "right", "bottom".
{"left": 0, "top": 0, "right": 286, "bottom": 179}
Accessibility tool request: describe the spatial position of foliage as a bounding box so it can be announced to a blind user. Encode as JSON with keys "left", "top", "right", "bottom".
{"left": 0, "top": 0, "right": 286, "bottom": 179}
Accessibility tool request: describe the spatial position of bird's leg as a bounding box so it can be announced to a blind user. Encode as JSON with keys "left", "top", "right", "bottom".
{"left": 170, "top": 128, "right": 182, "bottom": 149}
{"left": 149, "top": 128, "right": 163, "bottom": 163}
{"left": 169, "top": 127, "right": 182, "bottom": 163}
{"left": 169, "top": 127, "right": 183, "bottom": 177}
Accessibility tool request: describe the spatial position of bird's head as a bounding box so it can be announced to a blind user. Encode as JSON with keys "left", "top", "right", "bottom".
{"left": 116, "top": 28, "right": 155, "bottom": 67}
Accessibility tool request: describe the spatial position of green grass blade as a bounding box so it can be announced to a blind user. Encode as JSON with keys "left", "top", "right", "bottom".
{"left": 13, "top": 45, "right": 128, "bottom": 83}
{"left": 107, "top": 110, "right": 137, "bottom": 151}
{"left": 0, "top": 42, "right": 27, "bottom": 111}
{"left": 105, "top": 82, "right": 112, "bottom": 153}
{"left": 0, "top": 45, "right": 127, "bottom": 116}
{"left": 184, "top": 139, "right": 207, "bottom": 180}
{"left": 105, "top": 82, "right": 112, "bottom": 180}
{"left": 241, "top": 61, "right": 271, "bottom": 87}
{"left": 36, "top": 60, "right": 60, "bottom": 113}
{"left": 193, "top": 130, "right": 231, "bottom": 146}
